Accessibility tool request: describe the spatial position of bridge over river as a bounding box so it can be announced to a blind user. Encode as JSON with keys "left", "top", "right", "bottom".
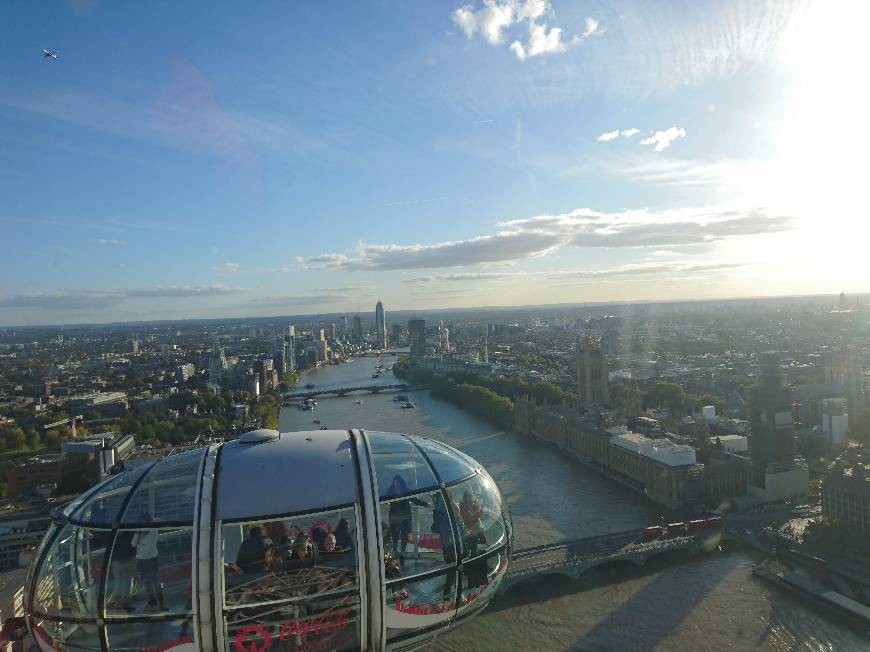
{"left": 500, "top": 526, "right": 722, "bottom": 593}
{"left": 284, "top": 383, "right": 426, "bottom": 400}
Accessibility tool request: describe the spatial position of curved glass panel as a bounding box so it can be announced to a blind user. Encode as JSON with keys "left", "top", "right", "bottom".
{"left": 71, "top": 463, "right": 153, "bottom": 525}
{"left": 105, "top": 528, "right": 193, "bottom": 616}
{"left": 31, "top": 618, "right": 101, "bottom": 651}
{"left": 33, "top": 524, "right": 107, "bottom": 618}
{"left": 448, "top": 473, "right": 508, "bottom": 561}
{"left": 224, "top": 593, "right": 360, "bottom": 652}
{"left": 380, "top": 490, "right": 456, "bottom": 580}
{"left": 221, "top": 506, "right": 358, "bottom": 608}
{"left": 458, "top": 548, "right": 509, "bottom": 616}
{"left": 121, "top": 448, "right": 204, "bottom": 524}
{"left": 410, "top": 437, "right": 479, "bottom": 484}
{"left": 367, "top": 432, "right": 437, "bottom": 500}
{"left": 105, "top": 620, "right": 194, "bottom": 651}
{"left": 385, "top": 571, "right": 457, "bottom": 641}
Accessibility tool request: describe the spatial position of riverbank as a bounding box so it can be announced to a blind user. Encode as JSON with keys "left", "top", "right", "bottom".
{"left": 393, "top": 359, "right": 514, "bottom": 428}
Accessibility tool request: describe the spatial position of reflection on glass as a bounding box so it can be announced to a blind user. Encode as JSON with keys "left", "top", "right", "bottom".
{"left": 121, "top": 448, "right": 204, "bottom": 524}
{"left": 106, "top": 620, "right": 194, "bottom": 651}
{"left": 71, "top": 463, "right": 153, "bottom": 525}
{"left": 224, "top": 593, "right": 360, "bottom": 652}
{"left": 458, "top": 549, "right": 509, "bottom": 615}
{"left": 105, "top": 528, "right": 192, "bottom": 615}
{"left": 410, "top": 437, "right": 479, "bottom": 484}
{"left": 367, "top": 432, "right": 438, "bottom": 499}
{"left": 32, "top": 618, "right": 101, "bottom": 651}
{"left": 450, "top": 474, "right": 507, "bottom": 561}
{"left": 222, "top": 507, "right": 357, "bottom": 608}
{"left": 385, "top": 571, "right": 457, "bottom": 641}
{"left": 33, "top": 525, "right": 105, "bottom": 618}
{"left": 380, "top": 490, "right": 456, "bottom": 579}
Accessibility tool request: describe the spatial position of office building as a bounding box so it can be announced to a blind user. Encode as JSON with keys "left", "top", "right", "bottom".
{"left": 391, "top": 323, "right": 402, "bottom": 343}
{"left": 352, "top": 316, "right": 363, "bottom": 342}
{"left": 208, "top": 336, "right": 228, "bottom": 379}
{"left": 576, "top": 335, "right": 608, "bottom": 409}
{"left": 822, "top": 447, "right": 869, "bottom": 537}
{"left": 409, "top": 319, "right": 426, "bottom": 364}
{"left": 375, "top": 300, "right": 387, "bottom": 349}
{"left": 176, "top": 363, "right": 196, "bottom": 382}
{"left": 66, "top": 391, "right": 128, "bottom": 417}
{"left": 821, "top": 398, "right": 849, "bottom": 449}
{"left": 440, "top": 324, "right": 450, "bottom": 352}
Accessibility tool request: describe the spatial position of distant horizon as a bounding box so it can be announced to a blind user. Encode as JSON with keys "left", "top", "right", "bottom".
{"left": 3, "top": 289, "right": 866, "bottom": 331}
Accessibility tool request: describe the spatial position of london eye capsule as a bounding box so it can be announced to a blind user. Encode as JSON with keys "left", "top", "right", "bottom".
{"left": 22, "top": 429, "right": 512, "bottom": 651}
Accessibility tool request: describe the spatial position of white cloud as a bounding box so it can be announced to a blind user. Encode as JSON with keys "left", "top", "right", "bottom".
{"left": 582, "top": 16, "right": 604, "bottom": 37}
{"left": 402, "top": 262, "right": 748, "bottom": 286}
{"left": 597, "top": 128, "right": 639, "bottom": 142}
{"left": 513, "top": 21, "right": 568, "bottom": 61}
{"left": 213, "top": 262, "right": 242, "bottom": 273}
{"left": 597, "top": 130, "right": 620, "bottom": 141}
{"left": 297, "top": 205, "right": 791, "bottom": 271}
{"left": 640, "top": 126, "right": 687, "bottom": 151}
{"left": 96, "top": 238, "right": 128, "bottom": 246}
{"left": 452, "top": 0, "right": 516, "bottom": 45}
{"left": 452, "top": 1, "right": 600, "bottom": 61}
{"left": 0, "top": 285, "right": 241, "bottom": 311}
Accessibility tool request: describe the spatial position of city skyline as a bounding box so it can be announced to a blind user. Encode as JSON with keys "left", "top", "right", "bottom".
{"left": 2, "top": 1, "right": 868, "bottom": 327}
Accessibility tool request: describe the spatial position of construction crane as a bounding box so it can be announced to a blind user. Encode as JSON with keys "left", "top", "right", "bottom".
{"left": 43, "top": 415, "right": 83, "bottom": 438}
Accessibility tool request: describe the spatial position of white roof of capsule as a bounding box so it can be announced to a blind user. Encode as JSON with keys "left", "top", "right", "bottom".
{"left": 215, "top": 429, "right": 358, "bottom": 521}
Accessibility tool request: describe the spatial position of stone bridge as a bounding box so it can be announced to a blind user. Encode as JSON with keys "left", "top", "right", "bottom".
{"left": 283, "top": 384, "right": 425, "bottom": 400}
{"left": 500, "top": 527, "right": 722, "bottom": 593}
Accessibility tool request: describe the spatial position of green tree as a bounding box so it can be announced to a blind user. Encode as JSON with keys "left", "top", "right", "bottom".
{"left": 25, "top": 429, "right": 40, "bottom": 449}
{"left": 645, "top": 381, "right": 686, "bottom": 416}
{"left": 693, "top": 394, "right": 725, "bottom": 415}
{"left": 2, "top": 427, "right": 26, "bottom": 451}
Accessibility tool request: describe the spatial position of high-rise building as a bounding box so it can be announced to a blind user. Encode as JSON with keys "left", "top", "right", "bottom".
{"left": 329, "top": 323, "right": 337, "bottom": 340}
{"left": 341, "top": 315, "right": 349, "bottom": 335}
{"left": 285, "top": 333, "right": 297, "bottom": 373}
{"left": 576, "top": 335, "right": 608, "bottom": 409}
{"left": 273, "top": 337, "right": 287, "bottom": 374}
{"left": 440, "top": 324, "right": 450, "bottom": 352}
{"left": 822, "top": 447, "right": 869, "bottom": 537}
{"left": 352, "top": 316, "right": 363, "bottom": 342}
{"left": 748, "top": 351, "right": 797, "bottom": 488}
{"left": 131, "top": 337, "right": 139, "bottom": 354}
{"left": 409, "top": 319, "right": 426, "bottom": 364}
{"left": 375, "top": 300, "right": 387, "bottom": 349}
{"left": 391, "top": 323, "right": 402, "bottom": 343}
{"left": 208, "top": 336, "right": 228, "bottom": 379}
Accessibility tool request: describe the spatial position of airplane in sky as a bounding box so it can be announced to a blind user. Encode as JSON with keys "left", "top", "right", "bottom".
{"left": 42, "top": 49, "right": 58, "bottom": 60}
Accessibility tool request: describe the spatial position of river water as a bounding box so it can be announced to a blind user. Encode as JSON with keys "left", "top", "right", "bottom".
{"left": 280, "top": 359, "right": 867, "bottom": 651}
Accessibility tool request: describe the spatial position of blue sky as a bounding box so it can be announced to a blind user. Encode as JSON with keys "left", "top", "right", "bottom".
{"left": 1, "top": 0, "right": 865, "bottom": 325}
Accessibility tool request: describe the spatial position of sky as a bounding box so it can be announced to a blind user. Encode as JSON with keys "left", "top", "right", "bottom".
{"left": 1, "top": 0, "right": 867, "bottom": 326}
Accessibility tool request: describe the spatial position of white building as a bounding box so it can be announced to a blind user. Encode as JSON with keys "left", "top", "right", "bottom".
{"left": 609, "top": 429, "right": 697, "bottom": 466}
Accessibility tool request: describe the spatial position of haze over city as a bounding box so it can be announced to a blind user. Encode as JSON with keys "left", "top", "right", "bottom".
{"left": 2, "top": 0, "right": 867, "bottom": 326}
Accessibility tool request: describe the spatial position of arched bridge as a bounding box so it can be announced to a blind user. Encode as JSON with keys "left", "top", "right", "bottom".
{"left": 501, "top": 527, "right": 722, "bottom": 593}
{"left": 284, "top": 383, "right": 425, "bottom": 399}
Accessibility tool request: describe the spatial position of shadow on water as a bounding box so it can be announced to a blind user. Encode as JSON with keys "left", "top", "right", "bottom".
{"left": 487, "top": 558, "right": 655, "bottom": 614}
{"left": 566, "top": 551, "right": 742, "bottom": 651}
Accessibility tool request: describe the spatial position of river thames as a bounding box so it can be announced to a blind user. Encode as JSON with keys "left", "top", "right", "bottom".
{"left": 279, "top": 358, "right": 866, "bottom": 651}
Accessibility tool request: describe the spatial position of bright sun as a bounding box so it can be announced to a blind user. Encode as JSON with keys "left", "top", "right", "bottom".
{"left": 753, "top": 0, "right": 870, "bottom": 289}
